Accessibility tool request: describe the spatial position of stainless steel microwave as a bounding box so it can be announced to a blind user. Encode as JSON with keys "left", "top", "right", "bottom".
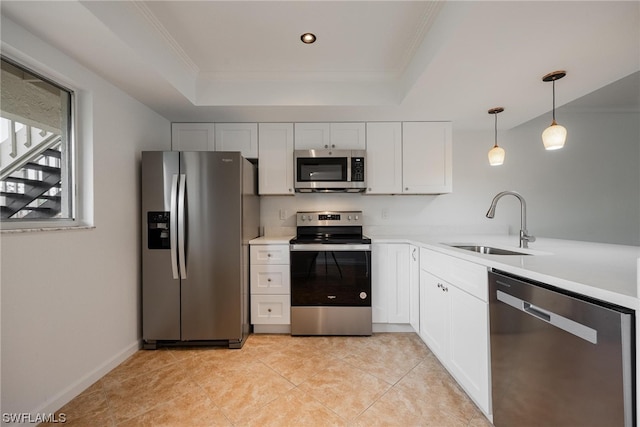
{"left": 294, "top": 149, "right": 366, "bottom": 193}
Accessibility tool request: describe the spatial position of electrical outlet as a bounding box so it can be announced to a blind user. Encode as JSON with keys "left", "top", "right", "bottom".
{"left": 279, "top": 209, "right": 287, "bottom": 220}
{"left": 381, "top": 209, "right": 389, "bottom": 219}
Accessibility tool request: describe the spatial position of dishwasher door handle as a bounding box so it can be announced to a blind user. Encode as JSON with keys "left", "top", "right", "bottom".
{"left": 523, "top": 302, "right": 551, "bottom": 322}
{"left": 497, "top": 290, "right": 598, "bottom": 344}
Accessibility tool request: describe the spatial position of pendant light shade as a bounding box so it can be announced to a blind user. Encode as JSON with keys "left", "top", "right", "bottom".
{"left": 488, "top": 145, "right": 505, "bottom": 166}
{"left": 542, "top": 70, "right": 567, "bottom": 150}
{"left": 542, "top": 120, "right": 567, "bottom": 150}
{"left": 488, "top": 107, "right": 505, "bottom": 166}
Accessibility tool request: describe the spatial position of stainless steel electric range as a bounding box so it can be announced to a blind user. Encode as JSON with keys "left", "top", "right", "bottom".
{"left": 289, "top": 211, "right": 372, "bottom": 336}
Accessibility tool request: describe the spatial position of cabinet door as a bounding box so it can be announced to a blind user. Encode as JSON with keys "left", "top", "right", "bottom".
{"left": 294, "top": 123, "right": 330, "bottom": 149}
{"left": 250, "top": 264, "right": 291, "bottom": 294}
{"left": 250, "top": 245, "right": 290, "bottom": 265}
{"left": 215, "top": 123, "right": 258, "bottom": 158}
{"left": 448, "top": 285, "right": 490, "bottom": 414}
{"left": 371, "top": 244, "right": 389, "bottom": 323}
{"left": 171, "top": 123, "right": 215, "bottom": 151}
{"left": 258, "top": 123, "right": 294, "bottom": 195}
{"left": 387, "top": 244, "right": 410, "bottom": 324}
{"left": 250, "top": 295, "right": 291, "bottom": 324}
{"left": 330, "top": 122, "right": 366, "bottom": 150}
{"left": 402, "top": 122, "right": 452, "bottom": 194}
{"left": 365, "top": 122, "right": 402, "bottom": 194}
{"left": 419, "top": 270, "right": 449, "bottom": 360}
{"left": 409, "top": 245, "right": 420, "bottom": 333}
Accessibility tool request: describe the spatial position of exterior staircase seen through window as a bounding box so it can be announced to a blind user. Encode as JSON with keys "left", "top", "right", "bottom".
{"left": 1, "top": 122, "right": 63, "bottom": 220}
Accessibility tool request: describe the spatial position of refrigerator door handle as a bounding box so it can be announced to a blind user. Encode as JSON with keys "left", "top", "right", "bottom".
{"left": 177, "top": 173, "right": 187, "bottom": 279}
{"left": 169, "top": 174, "right": 180, "bottom": 279}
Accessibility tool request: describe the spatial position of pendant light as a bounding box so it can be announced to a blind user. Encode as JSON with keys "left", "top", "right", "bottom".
{"left": 541, "top": 70, "right": 567, "bottom": 150}
{"left": 487, "top": 107, "right": 505, "bottom": 166}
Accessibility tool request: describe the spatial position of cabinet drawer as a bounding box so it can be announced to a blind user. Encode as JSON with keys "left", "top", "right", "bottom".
{"left": 250, "top": 245, "right": 290, "bottom": 265}
{"left": 420, "top": 248, "right": 488, "bottom": 302}
{"left": 251, "top": 265, "right": 290, "bottom": 294}
{"left": 250, "top": 295, "right": 291, "bottom": 324}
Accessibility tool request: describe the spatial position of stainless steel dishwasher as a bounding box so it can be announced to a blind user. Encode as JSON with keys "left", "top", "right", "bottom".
{"left": 489, "top": 270, "right": 635, "bottom": 427}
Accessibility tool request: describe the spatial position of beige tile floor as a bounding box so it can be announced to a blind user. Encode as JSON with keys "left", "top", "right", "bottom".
{"left": 42, "top": 333, "right": 493, "bottom": 426}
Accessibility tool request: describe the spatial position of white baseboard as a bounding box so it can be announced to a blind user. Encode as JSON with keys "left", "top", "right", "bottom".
{"left": 29, "top": 340, "right": 140, "bottom": 419}
{"left": 252, "top": 324, "right": 416, "bottom": 334}
{"left": 373, "top": 323, "right": 417, "bottom": 333}
{"left": 253, "top": 324, "right": 291, "bottom": 334}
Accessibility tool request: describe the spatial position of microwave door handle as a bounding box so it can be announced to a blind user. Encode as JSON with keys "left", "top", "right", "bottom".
{"left": 169, "top": 174, "right": 179, "bottom": 280}
{"left": 177, "top": 174, "right": 187, "bottom": 279}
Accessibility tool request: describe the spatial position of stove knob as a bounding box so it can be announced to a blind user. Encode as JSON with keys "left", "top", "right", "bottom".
{"left": 355, "top": 215, "right": 359, "bottom": 220}
{"left": 348, "top": 215, "right": 352, "bottom": 220}
{"left": 360, "top": 292, "right": 367, "bottom": 300}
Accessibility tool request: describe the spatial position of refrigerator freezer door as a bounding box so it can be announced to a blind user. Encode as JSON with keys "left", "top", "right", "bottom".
{"left": 180, "top": 152, "right": 244, "bottom": 341}
{"left": 142, "top": 151, "right": 181, "bottom": 341}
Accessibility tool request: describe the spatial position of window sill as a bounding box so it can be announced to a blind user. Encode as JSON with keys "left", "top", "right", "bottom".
{"left": 0, "top": 224, "right": 95, "bottom": 234}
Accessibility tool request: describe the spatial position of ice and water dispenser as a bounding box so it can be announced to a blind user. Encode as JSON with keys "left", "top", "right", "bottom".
{"left": 147, "top": 211, "right": 171, "bottom": 249}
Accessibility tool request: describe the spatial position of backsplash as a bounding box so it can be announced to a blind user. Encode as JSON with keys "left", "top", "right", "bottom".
{"left": 259, "top": 193, "right": 508, "bottom": 237}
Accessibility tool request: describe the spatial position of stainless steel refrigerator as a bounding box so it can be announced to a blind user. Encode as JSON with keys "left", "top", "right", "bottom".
{"left": 141, "top": 151, "right": 260, "bottom": 349}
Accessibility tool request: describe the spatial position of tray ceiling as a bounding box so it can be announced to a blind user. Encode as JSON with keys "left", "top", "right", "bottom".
{"left": 1, "top": 1, "right": 638, "bottom": 129}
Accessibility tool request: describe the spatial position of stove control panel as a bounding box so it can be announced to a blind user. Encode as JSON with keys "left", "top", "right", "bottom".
{"left": 296, "top": 211, "right": 363, "bottom": 226}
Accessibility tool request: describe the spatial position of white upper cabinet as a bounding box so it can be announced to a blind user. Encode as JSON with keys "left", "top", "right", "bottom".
{"left": 365, "top": 122, "right": 402, "bottom": 194}
{"left": 171, "top": 123, "right": 215, "bottom": 151}
{"left": 215, "top": 123, "right": 258, "bottom": 158}
{"left": 258, "top": 123, "right": 294, "bottom": 195}
{"left": 402, "top": 122, "right": 452, "bottom": 194}
{"left": 294, "top": 122, "right": 366, "bottom": 150}
{"left": 329, "top": 122, "right": 366, "bottom": 150}
{"left": 294, "top": 123, "right": 330, "bottom": 150}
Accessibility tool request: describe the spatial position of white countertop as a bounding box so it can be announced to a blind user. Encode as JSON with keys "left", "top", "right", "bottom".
{"left": 249, "top": 236, "right": 294, "bottom": 245}
{"left": 250, "top": 233, "right": 640, "bottom": 309}
{"left": 374, "top": 234, "right": 640, "bottom": 309}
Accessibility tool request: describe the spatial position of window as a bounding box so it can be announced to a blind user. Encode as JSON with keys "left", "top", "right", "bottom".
{"left": 0, "top": 56, "right": 74, "bottom": 224}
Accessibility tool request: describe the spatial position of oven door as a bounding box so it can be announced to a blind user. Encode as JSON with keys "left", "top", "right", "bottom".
{"left": 290, "top": 244, "right": 371, "bottom": 307}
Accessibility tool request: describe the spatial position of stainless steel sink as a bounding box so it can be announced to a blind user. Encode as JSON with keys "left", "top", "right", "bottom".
{"left": 449, "top": 245, "right": 530, "bottom": 256}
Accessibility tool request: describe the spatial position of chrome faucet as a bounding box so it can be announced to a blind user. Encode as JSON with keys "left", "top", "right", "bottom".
{"left": 486, "top": 191, "right": 536, "bottom": 248}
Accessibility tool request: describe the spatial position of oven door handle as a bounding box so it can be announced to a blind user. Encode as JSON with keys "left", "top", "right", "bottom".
{"left": 290, "top": 243, "right": 371, "bottom": 251}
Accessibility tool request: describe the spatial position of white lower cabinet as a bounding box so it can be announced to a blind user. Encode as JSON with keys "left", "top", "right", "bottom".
{"left": 419, "top": 248, "right": 491, "bottom": 416}
{"left": 372, "top": 243, "right": 411, "bottom": 324}
{"left": 409, "top": 245, "right": 420, "bottom": 333}
{"left": 419, "top": 270, "right": 449, "bottom": 356}
{"left": 250, "top": 295, "right": 290, "bottom": 325}
{"left": 250, "top": 244, "right": 291, "bottom": 332}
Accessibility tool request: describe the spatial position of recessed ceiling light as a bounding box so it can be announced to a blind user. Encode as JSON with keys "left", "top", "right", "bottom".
{"left": 300, "top": 33, "right": 316, "bottom": 44}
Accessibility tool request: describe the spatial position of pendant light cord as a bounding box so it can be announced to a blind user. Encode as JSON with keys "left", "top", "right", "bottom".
{"left": 494, "top": 112, "right": 498, "bottom": 147}
{"left": 552, "top": 79, "right": 556, "bottom": 122}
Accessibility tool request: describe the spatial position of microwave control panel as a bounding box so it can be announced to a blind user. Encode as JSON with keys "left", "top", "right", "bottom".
{"left": 351, "top": 157, "right": 365, "bottom": 181}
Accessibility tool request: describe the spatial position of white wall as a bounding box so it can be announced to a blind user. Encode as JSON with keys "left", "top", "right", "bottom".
{"left": 260, "top": 108, "right": 640, "bottom": 246}
{"left": 0, "top": 17, "right": 171, "bottom": 417}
